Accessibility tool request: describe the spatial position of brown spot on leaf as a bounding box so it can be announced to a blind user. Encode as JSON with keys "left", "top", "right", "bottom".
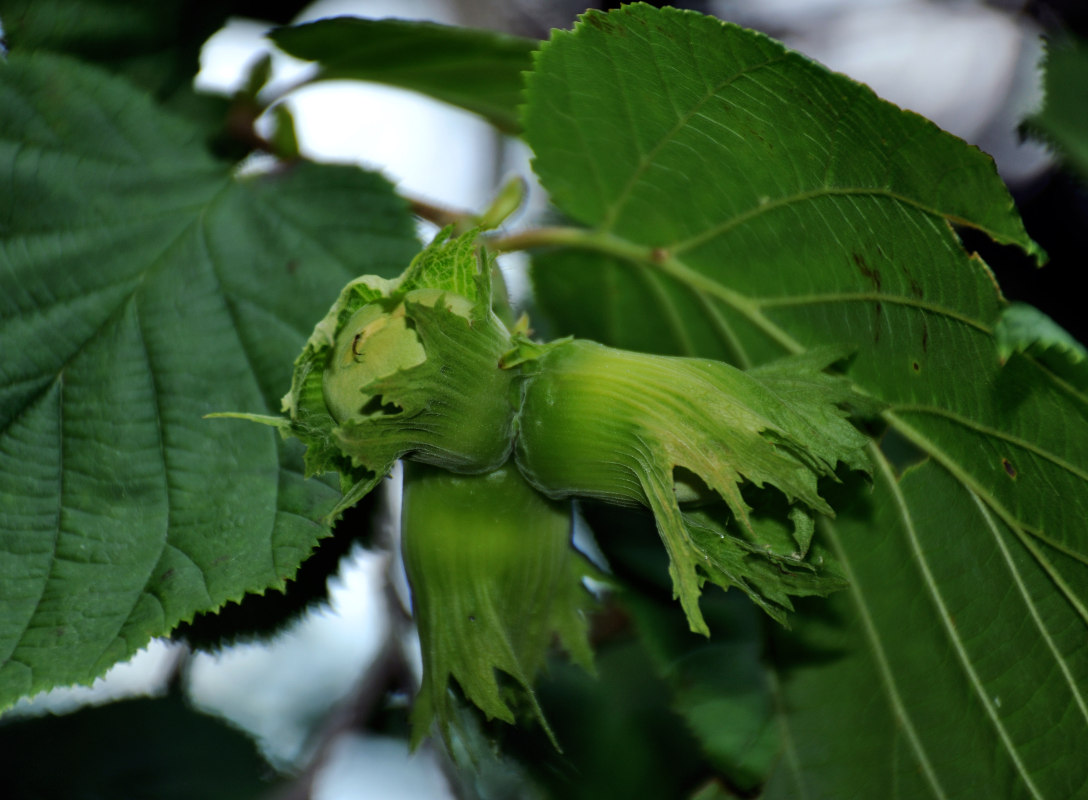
{"left": 650, "top": 247, "right": 669, "bottom": 263}
{"left": 853, "top": 253, "right": 884, "bottom": 342}
{"left": 912, "top": 360, "right": 921, "bottom": 373}
{"left": 1002, "top": 458, "right": 1017, "bottom": 479}
{"left": 853, "top": 252, "right": 882, "bottom": 291}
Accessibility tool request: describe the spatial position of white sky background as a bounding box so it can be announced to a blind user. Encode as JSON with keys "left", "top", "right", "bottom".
{"left": 3, "top": 1, "right": 1049, "bottom": 798}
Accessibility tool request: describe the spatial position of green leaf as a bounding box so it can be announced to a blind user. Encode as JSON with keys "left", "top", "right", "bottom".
{"left": 401, "top": 463, "right": 595, "bottom": 749}
{"left": 765, "top": 458, "right": 1088, "bottom": 798}
{"left": 269, "top": 16, "right": 537, "bottom": 134}
{"left": 501, "top": 639, "right": 711, "bottom": 800}
{"left": 1027, "top": 35, "right": 1088, "bottom": 180}
{"left": 0, "top": 694, "right": 280, "bottom": 798}
{"left": 995, "top": 301, "right": 1088, "bottom": 391}
{"left": 0, "top": 0, "right": 310, "bottom": 99}
{"left": 173, "top": 492, "right": 380, "bottom": 650}
{"left": 0, "top": 52, "right": 419, "bottom": 707}
{"left": 521, "top": 3, "right": 1088, "bottom": 792}
{"left": 629, "top": 590, "right": 779, "bottom": 792}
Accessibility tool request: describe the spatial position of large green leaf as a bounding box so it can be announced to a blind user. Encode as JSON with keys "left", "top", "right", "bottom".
{"left": 766, "top": 458, "right": 1088, "bottom": 798}
{"left": 0, "top": 52, "right": 419, "bottom": 708}
{"left": 269, "top": 16, "right": 537, "bottom": 134}
{"left": 521, "top": 4, "right": 1088, "bottom": 793}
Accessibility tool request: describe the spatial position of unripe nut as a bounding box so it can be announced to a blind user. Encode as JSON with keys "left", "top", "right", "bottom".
{"left": 321, "top": 289, "right": 517, "bottom": 475}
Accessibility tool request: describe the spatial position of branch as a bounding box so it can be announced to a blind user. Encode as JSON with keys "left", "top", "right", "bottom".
{"left": 487, "top": 225, "right": 802, "bottom": 354}
{"left": 409, "top": 197, "right": 478, "bottom": 230}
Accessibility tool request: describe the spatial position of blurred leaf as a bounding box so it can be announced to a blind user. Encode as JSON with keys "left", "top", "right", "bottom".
{"left": 267, "top": 102, "right": 300, "bottom": 160}
{"left": 501, "top": 639, "right": 710, "bottom": 800}
{"left": 522, "top": 4, "right": 1088, "bottom": 794}
{"left": 629, "top": 590, "right": 778, "bottom": 793}
{"left": 0, "top": 694, "right": 279, "bottom": 799}
{"left": 0, "top": 0, "right": 309, "bottom": 99}
{"left": 269, "top": 16, "right": 537, "bottom": 134}
{"left": 0, "top": 52, "right": 419, "bottom": 707}
{"left": 1028, "top": 35, "right": 1088, "bottom": 180}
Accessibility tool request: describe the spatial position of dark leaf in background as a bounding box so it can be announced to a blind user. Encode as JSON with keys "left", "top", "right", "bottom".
{"left": 0, "top": 0, "right": 309, "bottom": 98}
{"left": 0, "top": 694, "right": 280, "bottom": 799}
{"left": 1027, "top": 34, "right": 1088, "bottom": 180}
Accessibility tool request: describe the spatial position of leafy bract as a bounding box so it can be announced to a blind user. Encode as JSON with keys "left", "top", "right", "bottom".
{"left": 269, "top": 17, "right": 536, "bottom": 134}
{"left": 522, "top": 3, "right": 1088, "bottom": 793}
{"left": 401, "top": 464, "right": 595, "bottom": 749}
{"left": 513, "top": 339, "right": 866, "bottom": 633}
{"left": 0, "top": 52, "right": 418, "bottom": 708}
{"left": 269, "top": 227, "right": 517, "bottom": 524}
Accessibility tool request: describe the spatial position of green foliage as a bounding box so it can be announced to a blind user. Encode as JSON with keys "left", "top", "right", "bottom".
{"left": 0, "top": 50, "right": 418, "bottom": 706}
{"left": 521, "top": 3, "right": 1088, "bottom": 795}
{"left": 1, "top": 3, "right": 1086, "bottom": 798}
{"left": 996, "top": 301, "right": 1088, "bottom": 390}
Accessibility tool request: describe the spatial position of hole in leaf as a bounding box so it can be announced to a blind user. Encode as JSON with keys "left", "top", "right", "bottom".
{"left": 360, "top": 395, "right": 402, "bottom": 416}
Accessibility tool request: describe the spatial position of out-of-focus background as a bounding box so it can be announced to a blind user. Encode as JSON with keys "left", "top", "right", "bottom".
{"left": 3, "top": 1, "right": 1084, "bottom": 797}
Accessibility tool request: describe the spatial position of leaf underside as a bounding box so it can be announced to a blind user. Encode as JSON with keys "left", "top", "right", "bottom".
{"left": 524, "top": 4, "right": 1088, "bottom": 795}
{"left": 0, "top": 51, "right": 419, "bottom": 707}
{"left": 269, "top": 16, "right": 537, "bottom": 134}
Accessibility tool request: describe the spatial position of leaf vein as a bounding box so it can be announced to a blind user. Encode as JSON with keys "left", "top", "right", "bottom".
{"left": 970, "top": 493, "right": 1088, "bottom": 729}
{"left": 600, "top": 53, "right": 788, "bottom": 231}
{"left": 820, "top": 469, "right": 949, "bottom": 799}
{"left": 879, "top": 453, "right": 1045, "bottom": 800}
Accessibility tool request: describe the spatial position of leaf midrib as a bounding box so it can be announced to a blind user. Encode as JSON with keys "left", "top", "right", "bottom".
{"left": 818, "top": 461, "right": 949, "bottom": 800}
